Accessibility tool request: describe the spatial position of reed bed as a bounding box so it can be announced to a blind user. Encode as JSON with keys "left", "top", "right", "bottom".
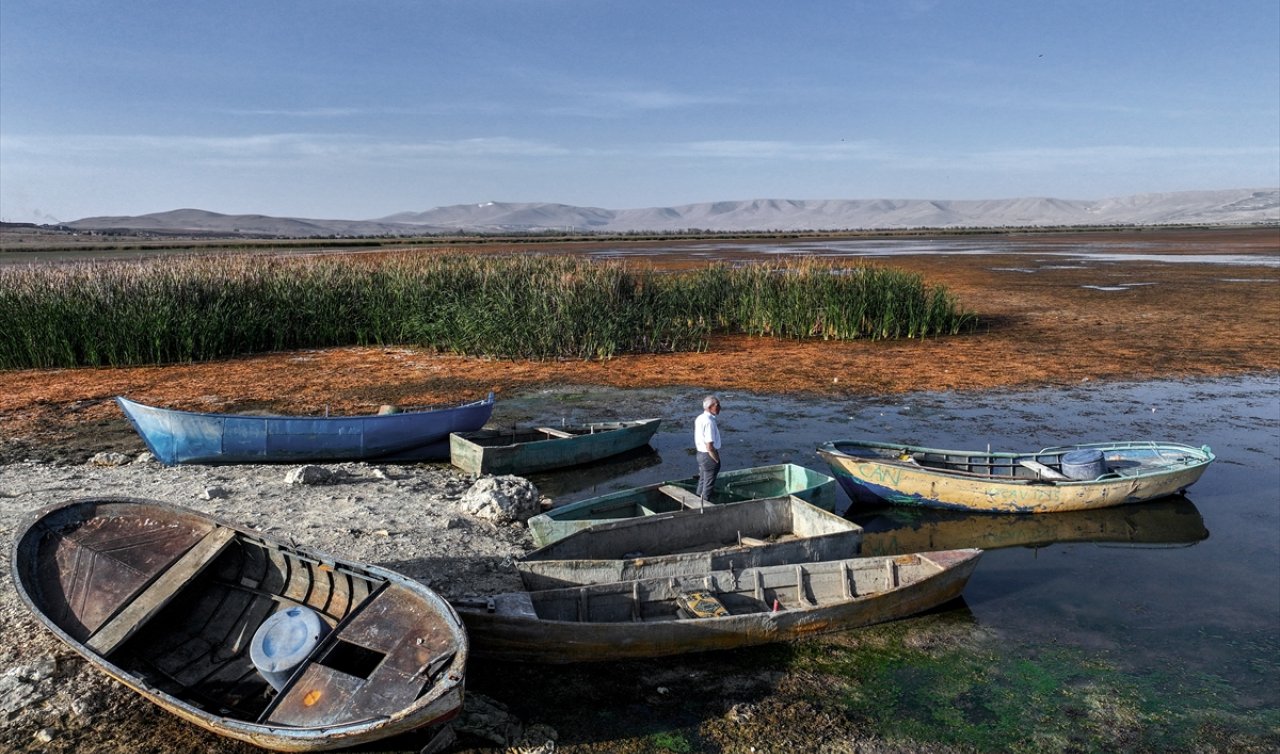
{"left": 0, "top": 253, "right": 975, "bottom": 369}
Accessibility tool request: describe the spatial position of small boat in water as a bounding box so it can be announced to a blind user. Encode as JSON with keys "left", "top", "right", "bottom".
{"left": 853, "top": 496, "right": 1209, "bottom": 556}
{"left": 454, "top": 549, "right": 981, "bottom": 663}
{"left": 518, "top": 495, "right": 863, "bottom": 590}
{"left": 117, "top": 393, "right": 494, "bottom": 465}
{"left": 526, "top": 463, "right": 838, "bottom": 547}
{"left": 818, "top": 439, "right": 1215, "bottom": 513}
{"left": 12, "top": 497, "right": 468, "bottom": 752}
{"left": 450, "top": 418, "right": 661, "bottom": 475}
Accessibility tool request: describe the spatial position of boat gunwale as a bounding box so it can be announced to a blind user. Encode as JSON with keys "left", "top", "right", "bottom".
{"left": 450, "top": 417, "right": 661, "bottom": 451}
{"left": 116, "top": 393, "right": 495, "bottom": 423}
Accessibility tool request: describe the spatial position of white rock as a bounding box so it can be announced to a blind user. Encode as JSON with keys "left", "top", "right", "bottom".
{"left": 89, "top": 451, "right": 130, "bottom": 467}
{"left": 285, "top": 465, "right": 334, "bottom": 486}
{"left": 459, "top": 476, "right": 541, "bottom": 524}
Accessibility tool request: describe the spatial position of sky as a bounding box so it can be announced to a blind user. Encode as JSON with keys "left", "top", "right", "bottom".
{"left": 1, "top": 1, "right": 1278, "bottom": 223}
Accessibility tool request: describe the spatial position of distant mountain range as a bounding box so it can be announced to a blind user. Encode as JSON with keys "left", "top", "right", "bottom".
{"left": 65, "top": 188, "right": 1279, "bottom": 237}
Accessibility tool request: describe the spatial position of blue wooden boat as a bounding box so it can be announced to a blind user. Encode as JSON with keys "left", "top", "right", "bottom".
{"left": 117, "top": 393, "right": 494, "bottom": 466}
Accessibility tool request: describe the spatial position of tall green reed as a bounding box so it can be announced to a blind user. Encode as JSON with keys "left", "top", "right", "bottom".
{"left": 0, "top": 253, "right": 976, "bottom": 369}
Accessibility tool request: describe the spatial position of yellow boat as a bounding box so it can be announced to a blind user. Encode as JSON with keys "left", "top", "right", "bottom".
{"left": 818, "top": 440, "right": 1214, "bottom": 513}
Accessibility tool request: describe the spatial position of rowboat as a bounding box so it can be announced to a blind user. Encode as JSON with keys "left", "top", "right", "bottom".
{"left": 854, "top": 496, "right": 1208, "bottom": 556}
{"left": 526, "top": 463, "right": 838, "bottom": 547}
{"left": 818, "top": 440, "right": 1215, "bottom": 513}
{"left": 12, "top": 498, "right": 468, "bottom": 752}
{"left": 449, "top": 418, "right": 661, "bottom": 475}
{"left": 518, "top": 495, "right": 863, "bottom": 590}
{"left": 117, "top": 393, "right": 494, "bottom": 465}
{"left": 453, "top": 549, "right": 981, "bottom": 663}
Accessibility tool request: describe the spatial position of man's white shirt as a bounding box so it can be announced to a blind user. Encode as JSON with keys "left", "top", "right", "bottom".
{"left": 694, "top": 411, "right": 721, "bottom": 452}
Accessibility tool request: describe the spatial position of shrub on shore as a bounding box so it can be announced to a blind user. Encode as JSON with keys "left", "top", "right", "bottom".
{"left": 0, "top": 253, "right": 976, "bottom": 369}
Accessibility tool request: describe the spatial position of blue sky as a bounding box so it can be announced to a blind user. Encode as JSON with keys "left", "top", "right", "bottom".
{"left": 2, "top": 1, "right": 1277, "bottom": 223}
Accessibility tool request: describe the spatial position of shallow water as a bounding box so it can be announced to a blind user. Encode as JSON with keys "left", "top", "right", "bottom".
{"left": 490, "top": 375, "right": 1280, "bottom": 715}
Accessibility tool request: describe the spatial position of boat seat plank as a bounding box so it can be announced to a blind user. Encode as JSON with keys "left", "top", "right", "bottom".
{"left": 1018, "top": 459, "right": 1069, "bottom": 481}
{"left": 537, "top": 427, "right": 575, "bottom": 439}
{"left": 658, "top": 485, "right": 706, "bottom": 510}
{"left": 86, "top": 527, "right": 237, "bottom": 656}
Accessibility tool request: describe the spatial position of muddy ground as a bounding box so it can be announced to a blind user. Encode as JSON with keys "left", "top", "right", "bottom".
{"left": 0, "top": 226, "right": 1276, "bottom": 753}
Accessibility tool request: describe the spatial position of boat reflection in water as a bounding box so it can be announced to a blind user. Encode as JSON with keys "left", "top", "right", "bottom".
{"left": 524, "top": 446, "right": 663, "bottom": 499}
{"left": 850, "top": 496, "right": 1208, "bottom": 557}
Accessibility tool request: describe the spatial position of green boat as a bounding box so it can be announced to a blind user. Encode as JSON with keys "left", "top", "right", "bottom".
{"left": 449, "top": 418, "right": 660, "bottom": 476}
{"left": 526, "top": 463, "right": 837, "bottom": 547}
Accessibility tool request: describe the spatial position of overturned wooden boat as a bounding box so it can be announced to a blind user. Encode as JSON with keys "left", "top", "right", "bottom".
{"left": 526, "top": 463, "right": 838, "bottom": 547}
{"left": 117, "top": 393, "right": 494, "bottom": 465}
{"left": 854, "top": 496, "right": 1208, "bottom": 556}
{"left": 12, "top": 498, "right": 468, "bottom": 752}
{"left": 450, "top": 418, "right": 661, "bottom": 475}
{"left": 454, "top": 549, "right": 981, "bottom": 663}
{"left": 818, "top": 440, "right": 1215, "bottom": 513}
{"left": 518, "top": 495, "right": 862, "bottom": 590}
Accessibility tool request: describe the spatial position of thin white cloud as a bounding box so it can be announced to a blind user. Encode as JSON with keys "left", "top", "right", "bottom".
{"left": 920, "top": 144, "right": 1280, "bottom": 172}
{"left": 0, "top": 133, "right": 573, "bottom": 162}
{"left": 665, "top": 139, "right": 882, "bottom": 160}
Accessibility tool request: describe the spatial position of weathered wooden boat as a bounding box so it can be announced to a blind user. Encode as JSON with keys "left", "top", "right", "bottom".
{"left": 517, "top": 495, "right": 862, "bottom": 590}
{"left": 117, "top": 393, "right": 494, "bottom": 465}
{"left": 854, "top": 496, "right": 1208, "bottom": 556}
{"left": 818, "top": 440, "right": 1215, "bottom": 513}
{"left": 454, "top": 549, "right": 981, "bottom": 663}
{"left": 449, "top": 418, "right": 661, "bottom": 475}
{"left": 12, "top": 497, "right": 468, "bottom": 752}
{"left": 526, "top": 463, "right": 838, "bottom": 547}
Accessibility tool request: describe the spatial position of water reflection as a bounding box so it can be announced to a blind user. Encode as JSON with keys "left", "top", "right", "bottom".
{"left": 852, "top": 496, "right": 1208, "bottom": 556}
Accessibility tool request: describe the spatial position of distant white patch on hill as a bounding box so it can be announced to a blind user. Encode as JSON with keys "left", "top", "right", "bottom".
{"left": 68, "top": 188, "right": 1279, "bottom": 236}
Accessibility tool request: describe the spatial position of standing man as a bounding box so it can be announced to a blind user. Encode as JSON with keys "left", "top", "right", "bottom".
{"left": 694, "top": 395, "right": 722, "bottom": 503}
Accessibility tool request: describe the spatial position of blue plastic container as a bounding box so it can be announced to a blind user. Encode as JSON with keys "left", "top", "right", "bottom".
{"left": 249, "top": 606, "right": 330, "bottom": 691}
{"left": 1060, "top": 448, "right": 1106, "bottom": 480}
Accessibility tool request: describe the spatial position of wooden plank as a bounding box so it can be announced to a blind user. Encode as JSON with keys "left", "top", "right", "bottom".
{"left": 87, "top": 527, "right": 237, "bottom": 656}
{"left": 1018, "top": 459, "right": 1070, "bottom": 481}
{"left": 658, "top": 485, "right": 706, "bottom": 510}
{"left": 537, "top": 427, "right": 575, "bottom": 439}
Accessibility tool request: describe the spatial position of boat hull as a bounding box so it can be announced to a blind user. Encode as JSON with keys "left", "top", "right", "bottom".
{"left": 117, "top": 394, "right": 494, "bottom": 465}
{"left": 527, "top": 463, "right": 838, "bottom": 547}
{"left": 819, "top": 440, "right": 1215, "bottom": 513}
{"left": 449, "top": 418, "right": 660, "bottom": 476}
{"left": 518, "top": 495, "right": 864, "bottom": 590}
{"left": 12, "top": 497, "right": 468, "bottom": 751}
{"left": 456, "top": 549, "right": 980, "bottom": 663}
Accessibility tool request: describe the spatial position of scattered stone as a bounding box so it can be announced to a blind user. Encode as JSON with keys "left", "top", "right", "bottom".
{"left": 34, "top": 728, "right": 54, "bottom": 744}
{"left": 89, "top": 451, "right": 130, "bottom": 467}
{"left": 726, "top": 702, "right": 757, "bottom": 722}
{"left": 454, "top": 692, "right": 522, "bottom": 745}
{"left": 0, "top": 670, "right": 45, "bottom": 717}
{"left": 28, "top": 657, "right": 59, "bottom": 682}
{"left": 512, "top": 723, "right": 558, "bottom": 754}
{"left": 200, "top": 486, "right": 228, "bottom": 500}
{"left": 285, "top": 465, "right": 334, "bottom": 486}
{"left": 134, "top": 451, "right": 157, "bottom": 464}
{"left": 459, "top": 475, "right": 540, "bottom": 524}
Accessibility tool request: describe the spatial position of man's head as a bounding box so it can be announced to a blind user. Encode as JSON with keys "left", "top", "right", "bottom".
{"left": 703, "top": 395, "right": 720, "bottom": 414}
